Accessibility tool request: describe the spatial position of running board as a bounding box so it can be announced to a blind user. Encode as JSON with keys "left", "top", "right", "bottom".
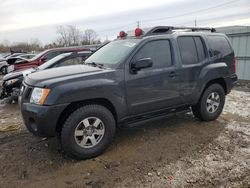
{"left": 121, "top": 106, "right": 190, "bottom": 128}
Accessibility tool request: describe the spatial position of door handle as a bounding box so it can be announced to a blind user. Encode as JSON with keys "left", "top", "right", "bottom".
{"left": 168, "top": 71, "right": 177, "bottom": 78}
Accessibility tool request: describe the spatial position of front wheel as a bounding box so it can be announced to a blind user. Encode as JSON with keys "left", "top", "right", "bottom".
{"left": 192, "top": 84, "right": 225, "bottom": 121}
{"left": 61, "top": 105, "right": 116, "bottom": 160}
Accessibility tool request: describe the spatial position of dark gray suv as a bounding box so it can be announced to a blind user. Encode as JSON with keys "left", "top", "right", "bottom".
{"left": 20, "top": 26, "right": 237, "bottom": 159}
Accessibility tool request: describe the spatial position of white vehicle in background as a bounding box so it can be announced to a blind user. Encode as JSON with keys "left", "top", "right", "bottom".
{"left": 0, "top": 53, "right": 25, "bottom": 74}
{"left": 0, "top": 53, "right": 36, "bottom": 74}
{"left": 6, "top": 53, "right": 36, "bottom": 65}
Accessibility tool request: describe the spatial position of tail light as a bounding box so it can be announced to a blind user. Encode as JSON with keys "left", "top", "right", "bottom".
{"left": 233, "top": 57, "right": 237, "bottom": 73}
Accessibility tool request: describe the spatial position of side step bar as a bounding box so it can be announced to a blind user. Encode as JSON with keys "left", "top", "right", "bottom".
{"left": 121, "top": 106, "right": 191, "bottom": 128}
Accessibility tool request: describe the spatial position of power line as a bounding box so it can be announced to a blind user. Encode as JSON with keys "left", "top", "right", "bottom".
{"left": 140, "top": 0, "right": 240, "bottom": 23}
{"left": 97, "top": 0, "right": 241, "bottom": 34}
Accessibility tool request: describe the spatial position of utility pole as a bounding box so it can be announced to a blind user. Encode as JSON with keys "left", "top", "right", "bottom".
{"left": 136, "top": 21, "right": 140, "bottom": 28}
{"left": 195, "top": 19, "right": 197, "bottom": 27}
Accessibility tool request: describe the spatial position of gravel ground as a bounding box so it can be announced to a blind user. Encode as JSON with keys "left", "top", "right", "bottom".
{"left": 0, "top": 77, "right": 249, "bottom": 188}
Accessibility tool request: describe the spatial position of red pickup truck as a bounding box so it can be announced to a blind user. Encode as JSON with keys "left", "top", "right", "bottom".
{"left": 8, "top": 47, "right": 91, "bottom": 72}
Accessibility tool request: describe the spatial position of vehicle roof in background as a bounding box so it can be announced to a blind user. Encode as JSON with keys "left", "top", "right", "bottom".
{"left": 37, "top": 50, "right": 92, "bottom": 70}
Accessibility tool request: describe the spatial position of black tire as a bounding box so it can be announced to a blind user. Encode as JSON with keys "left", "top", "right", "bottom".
{"left": 192, "top": 84, "right": 225, "bottom": 121}
{"left": 191, "top": 105, "right": 201, "bottom": 119}
{"left": 61, "top": 104, "right": 116, "bottom": 160}
{"left": 1, "top": 66, "right": 8, "bottom": 75}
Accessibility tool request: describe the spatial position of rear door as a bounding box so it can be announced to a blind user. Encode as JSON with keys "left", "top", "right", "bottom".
{"left": 125, "top": 39, "right": 181, "bottom": 115}
{"left": 177, "top": 36, "right": 208, "bottom": 104}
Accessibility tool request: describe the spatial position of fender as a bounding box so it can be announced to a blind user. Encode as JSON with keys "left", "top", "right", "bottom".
{"left": 44, "top": 70, "right": 127, "bottom": 120}
{"left": 194, "top": 62, "right": 228, "bottom": 103}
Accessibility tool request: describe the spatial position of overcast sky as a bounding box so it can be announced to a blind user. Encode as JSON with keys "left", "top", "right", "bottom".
{"left": 0, "top": 0, "right": 250, "bottom": 44}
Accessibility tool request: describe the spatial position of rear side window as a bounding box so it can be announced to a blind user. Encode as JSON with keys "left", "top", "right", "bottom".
{"left": 194, "top": 37, "right": 206, "bottom": 61}
{"left": 178, "top": 37, "right": 198, "bottom": 65}
{"left": 207, "top": 36, "right": 232, "bottom": 56}
{"left": 134, "top": 40, "right": 172, "bottom": 68}
{"left": 178, "top": 36, "right": 206, "bottom": 65}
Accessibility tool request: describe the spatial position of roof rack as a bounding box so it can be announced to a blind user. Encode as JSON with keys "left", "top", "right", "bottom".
{"left": 144, "top": 26, "right": 216, "bottom": 36}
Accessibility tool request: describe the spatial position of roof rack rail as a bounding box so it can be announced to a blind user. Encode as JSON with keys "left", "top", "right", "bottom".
{"left": 144, "top": 26, "right": 216, "bottom": 36}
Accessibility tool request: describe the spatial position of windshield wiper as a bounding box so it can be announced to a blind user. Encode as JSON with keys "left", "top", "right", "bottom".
{"left": 85, "top": 62, "right": 105, "bottom": 69}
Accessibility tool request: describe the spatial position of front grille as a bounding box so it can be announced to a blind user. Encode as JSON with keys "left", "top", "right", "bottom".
{"left": 24, "top": 87, "right": 33, "bottom": 100}
{"left": 21, "top": 83, "right": 33, "bottom": 102}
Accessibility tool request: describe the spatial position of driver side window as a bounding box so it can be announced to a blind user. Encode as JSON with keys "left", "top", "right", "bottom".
{"left": 134, "top": 40, "right": 172, "bottom": 69}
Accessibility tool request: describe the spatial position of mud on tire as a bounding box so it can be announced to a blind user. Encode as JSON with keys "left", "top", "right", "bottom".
{"left": 61, "top": 104, "right": 116, "bottom": 160}
{"left": 192, "top": 83, "right": 225, "bottom": 121}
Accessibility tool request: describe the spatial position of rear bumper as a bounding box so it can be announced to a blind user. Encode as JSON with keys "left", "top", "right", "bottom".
{"left": 225, "top": 74, "right": 238, "bottom": 94}
{"left": 231, "top": 74, "right": 238, "bottom": 85}
{"left": 21, "top": 102, "right": 69, "bottom": 137}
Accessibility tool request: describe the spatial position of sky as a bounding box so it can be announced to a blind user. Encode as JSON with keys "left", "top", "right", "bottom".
{"left": 0, "top": 0, "right": 250, "bottom": 44}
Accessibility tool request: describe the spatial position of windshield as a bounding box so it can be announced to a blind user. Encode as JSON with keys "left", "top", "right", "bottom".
{"left": 29, "top": 50, "right": 49, "bottom": 61}
{"left": 85, "top": 39, "right": 139, "bottom": 67}
{"left": 38, "top": 53, "right": 71, "bottom": 70}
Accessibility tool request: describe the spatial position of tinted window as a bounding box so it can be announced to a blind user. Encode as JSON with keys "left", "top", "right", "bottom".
{"left": 178, "top": 37, "right": 198, "bottom": 65}
{"left": 207, "top": 36, "right": 232, "bottom": 56}
{"left": 43, "top": 51, "right": 61, "bottom": 60}
{"left": 194, "top": 37, "right": 206, "bottom": 61}
{"left": 134, "top": 40, "right": 172, "bottom": 68}
{"left": 56, "top": 57, "right": 84, "bottom": 67}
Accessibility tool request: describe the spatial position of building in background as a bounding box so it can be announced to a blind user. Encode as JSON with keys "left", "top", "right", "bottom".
{"left": 217, "top": 26, "right": 250, "bottom": 81}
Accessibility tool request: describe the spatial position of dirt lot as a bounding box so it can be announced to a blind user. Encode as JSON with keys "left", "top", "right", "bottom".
{"left": 0, "top": 75, "right": 249, "bottom": 188}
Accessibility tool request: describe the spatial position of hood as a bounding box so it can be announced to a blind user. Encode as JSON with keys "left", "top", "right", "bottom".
{"left": 3, "top": 71, "right": 23, "bottom": 81}
{"left": 25, "top": 65, "right": 105, "bottom": 87}
{"left": 3, "top": 68, "right": 35, "bottom": 81}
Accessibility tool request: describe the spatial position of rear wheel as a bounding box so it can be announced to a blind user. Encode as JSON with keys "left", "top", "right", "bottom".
{"left": 192, "top": 84, "right": 225, "bottom": 121}
{"left": 61, "top": 105, "right": 116, "bottom": 159}
{"left": 1, "top": 66, "right": 8, "bottom": 75}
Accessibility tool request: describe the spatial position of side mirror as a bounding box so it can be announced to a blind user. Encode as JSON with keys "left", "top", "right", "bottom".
{"left": 131, "top": 58, "right": 153, "bottom": 73}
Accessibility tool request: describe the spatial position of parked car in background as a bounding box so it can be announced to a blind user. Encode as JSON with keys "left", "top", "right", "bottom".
{"left": 7, "top": 47, "right": 91, "bottom": 73}
{"left": 0, "top": 53, "right": 27, "bottom": 74}
{"left": 0, "top": 51, "right": 92, "bottom": 102}
{"left": 6, "top": 53, "right": 36, "bottom": 65}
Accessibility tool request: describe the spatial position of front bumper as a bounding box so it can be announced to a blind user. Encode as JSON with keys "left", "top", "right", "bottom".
{"left": 21, "top": 102, "right": 69, "bottom": 137}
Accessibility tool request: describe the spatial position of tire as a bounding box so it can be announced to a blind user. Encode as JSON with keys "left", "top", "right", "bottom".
{"left": 192, "top": 84, "right": 225, "bottom": 121}
{"left": 1, "top": 66, "right": 8, "bottom": 75}
{"left": 191, "top": 105, "right": 201, "bottom": 119}
{"left": 61, "top": 104, "right": 116, "bottom": 160}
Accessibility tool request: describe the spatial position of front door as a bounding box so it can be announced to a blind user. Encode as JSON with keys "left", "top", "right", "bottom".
{"left": 125, "top": 39, "right": 181, "bottom": 115}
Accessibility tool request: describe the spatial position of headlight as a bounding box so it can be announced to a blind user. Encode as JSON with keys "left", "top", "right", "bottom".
{"left": 6, "top": 78, "right": 19, "bottom": 85}
{"left": 30, "top": 87, "right": 50, "bottom": 105}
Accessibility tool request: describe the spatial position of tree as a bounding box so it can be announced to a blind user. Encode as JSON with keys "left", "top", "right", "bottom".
{"left": 56, "top": 25, "right": 82, "bottom": 47}
{"left": 82, "top": 29, "right": 98, "bottom": 45}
